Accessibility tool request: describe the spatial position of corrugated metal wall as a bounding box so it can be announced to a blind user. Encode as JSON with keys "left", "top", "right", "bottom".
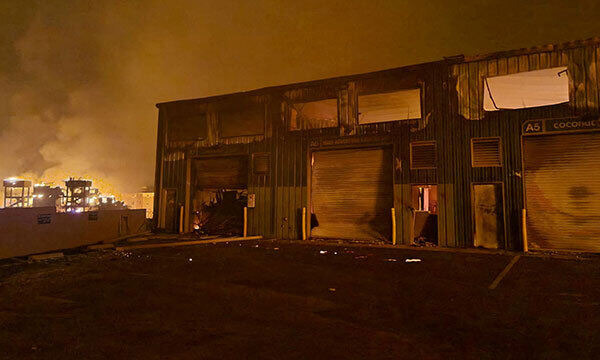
{"left": 154, "top": 41, "right": 600, "bottom": 250}
{"left": 449, "top": 42, "right": 600, "bottom": 250}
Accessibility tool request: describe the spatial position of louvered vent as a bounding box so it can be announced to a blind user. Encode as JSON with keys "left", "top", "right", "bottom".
{"left": 471, "top": 137, "right": 502, "bottom": 167}
{"left": 410, "top": 141, "right": 437, "bottom": 169}
{"left": 252, "top": 153, "right": 270, "bottom": 174}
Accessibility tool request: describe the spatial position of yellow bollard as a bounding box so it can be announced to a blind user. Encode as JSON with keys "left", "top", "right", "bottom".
{"left": 522, "top": 209, "right": 528, "bottom": 252}
{"left": 243, "top": 206, "right": 248, "bottom": 238}
{"left": 302, "top": 207, "right": 307, "bottom": 240}
{"left": 391, "top": 208, "right": 397, "bottom": 245}
{"left": 179, "top": 206, "right": 184, "bottom": 234}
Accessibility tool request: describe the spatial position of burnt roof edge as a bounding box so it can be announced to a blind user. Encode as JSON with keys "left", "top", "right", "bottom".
{"left": 156, "top": 36, "right": 600, "bottom": 108}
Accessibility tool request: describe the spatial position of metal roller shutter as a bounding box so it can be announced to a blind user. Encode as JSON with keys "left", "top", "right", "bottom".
{"left": 523, "top": 133, "right": 600, "bottom": 251}
{"left": 311, "top": 147, "right": 393, "bottom": 241}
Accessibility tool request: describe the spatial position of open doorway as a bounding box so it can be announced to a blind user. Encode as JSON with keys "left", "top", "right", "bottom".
{"left": 411, "top": 185, "right": 438, "bottom": 246}
{"left": 192, "top": 189, "right": 247, "bottom": 236}
{"left": 191, "top": 156, "right": 249, "bottom": 237}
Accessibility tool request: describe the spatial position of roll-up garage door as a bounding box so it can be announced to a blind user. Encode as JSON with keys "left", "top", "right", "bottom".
{"left": 523, "top": 133, "right": 600, "bottom": 251}
{"left": 311, "top": 147, "right": 393, "bottom": 241}
{"left": 194, "top": 156, "right": 248, "bottom": 189}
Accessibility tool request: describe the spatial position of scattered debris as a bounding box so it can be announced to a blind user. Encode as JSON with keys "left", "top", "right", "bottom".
{"left": 274, "top": 247, "right": 279, "bottom": 251}
{"left": 129, "top": 273, "right": 150, "bottom": 277}
{"left": 412, "top": 238, "right": 437, "bottom": 247}
{"left": 188, "top": 258, "right": 193, "bottom": 262}
{"left": 87, "top": 243, "right": 115, "bottom": 250}
{"left": 319, "top": 250, "right": 328, "bottom": 255}
{"left": 385, "top": 258, "right": 398, "bottom": 262}
{"left": 405, "top": 258, "right": 422, "bottom": 263}
{"left": 328, "top": 288, "right": 336, "bottom": 292}
{"left": 127, "top": 236, "right": 150, "bottom": 243}
{"left": 115, "top": 236, "right": 262, "bottom": 251}
{"left": 36, "top": 296, "right": 76, "bottom": 304}
{"left": 194, "top": 190, "right": 247, "bottom": 236}
{"left": 354, "top": 255, "right": 368, "bottom": 260}
{"left": 29, "top": 252, "right": 64, "bottom": 261}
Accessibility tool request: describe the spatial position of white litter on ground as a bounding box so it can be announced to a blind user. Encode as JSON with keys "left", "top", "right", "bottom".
{"left": 319, "top": 250, "right": 328, "bottom": 254}
{"left": 328, "top": 288, "right": 336, "bottom": 292}
{"left": 385, "top": 258, "right": 397, "bottom": 262}
{"left": 188, "top": 258, "right": 193, "bottom": 262}
{"left": 405, "top": 259, "right": 422, "bottom": 263}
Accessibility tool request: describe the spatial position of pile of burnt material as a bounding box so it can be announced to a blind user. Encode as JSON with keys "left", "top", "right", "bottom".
{"left": 413, "top": 212, "right": 438, "bottom": 247}
{"left": 195, "top": 190, "right": 247, "bottom": 237}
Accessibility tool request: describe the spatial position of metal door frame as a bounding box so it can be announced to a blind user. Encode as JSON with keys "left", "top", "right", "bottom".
{"left": 409, "top": 183, "right": 440, "bottom": 245}
{"left": 470, "top": 181, "right": 507, "bottom": 249}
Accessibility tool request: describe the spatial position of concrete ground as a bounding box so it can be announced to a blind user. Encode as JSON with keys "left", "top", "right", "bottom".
{"left": 0, "top": 239, "right": 599, "bottom": 359}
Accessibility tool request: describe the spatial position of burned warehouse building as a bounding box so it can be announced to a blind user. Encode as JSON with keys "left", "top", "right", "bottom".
{"left": 154, "top": 38, "right": 600, "bottom": 253}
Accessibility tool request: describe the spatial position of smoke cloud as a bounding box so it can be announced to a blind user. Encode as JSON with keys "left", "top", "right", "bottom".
{"left": 0, "top": 0, "right": 599, "bottom": 195}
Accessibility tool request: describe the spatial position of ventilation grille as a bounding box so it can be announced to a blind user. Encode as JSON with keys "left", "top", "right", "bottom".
{"left": 252, "top": 153, "right": 270, "bottom": 174}
{"left": 410, "top": 141, "right": 437, "bottom": 169}
{"left": 471, "top": 138, "right": 502, "bottom": 167}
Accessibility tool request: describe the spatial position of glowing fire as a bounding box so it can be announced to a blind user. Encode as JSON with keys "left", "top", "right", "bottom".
{"left": 14, "top": 171, "right": 123, "bottom": 200}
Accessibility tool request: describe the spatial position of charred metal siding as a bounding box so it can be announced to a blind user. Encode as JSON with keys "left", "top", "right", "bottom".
{"left": 153, "top": 39, "right": 600, "bottom": 250}
{"left": 154, "top": 61, "right": 451, "bottom": 242}
{"left": 448, "top": 41, "right": 600, "bottom": 250}
{"left": 280, "top": 63, "right": 448, "bottom": 244}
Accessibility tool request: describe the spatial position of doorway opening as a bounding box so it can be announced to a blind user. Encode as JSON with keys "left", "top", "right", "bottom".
{"left": 191, "top": 156, "right": 249, "bottom": 237}
{"left": 192, "top": 189, "right": 247, "bottom": 237}
{"left": 411, "top": 185, "right": 438, "bottom": 246}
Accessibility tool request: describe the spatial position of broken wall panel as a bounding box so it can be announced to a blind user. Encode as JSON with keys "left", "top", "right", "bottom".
{"left": 193, "top": 156, "right": 248, "bottom": 189}
{"left": 289, "top": 98, "right": 338, "bottom": 130}
{"left": 220, "top": 105, "right": 265, "bottom": 138}
{"left": 454, "top": 44, "right": 600, "bottom": 120}
{"left": 483, "top": 67, "right": 569, "bottom": 111}
{"left": 358, "top": 89, "right": 422, "bottom": 124}
{"left": 168, "top": 113, "right": 208, "bottom": 141}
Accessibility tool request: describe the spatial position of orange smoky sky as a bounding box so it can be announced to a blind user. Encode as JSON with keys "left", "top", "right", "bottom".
{"left": 0, "top": 0, "right": 599, "bottom": 194}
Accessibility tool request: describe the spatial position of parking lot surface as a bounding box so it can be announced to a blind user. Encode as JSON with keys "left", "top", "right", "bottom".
{"left": 1, "top": 240, "right": 599, "bottom": 359}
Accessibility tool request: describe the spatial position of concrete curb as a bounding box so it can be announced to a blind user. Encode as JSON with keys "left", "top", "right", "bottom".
{"left": 115, "top": 236, "right": 263, "bottom": 251}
